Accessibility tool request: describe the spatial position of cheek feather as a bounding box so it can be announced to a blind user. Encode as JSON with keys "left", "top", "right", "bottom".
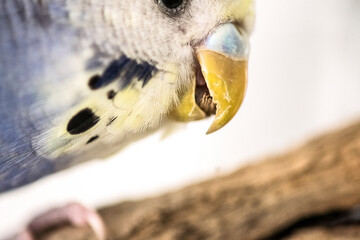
{"left": 87, "top": 55, "right": 158, "bottom": 91}
{"left": 34, "top": 56, "right": 179, "bottom": 159}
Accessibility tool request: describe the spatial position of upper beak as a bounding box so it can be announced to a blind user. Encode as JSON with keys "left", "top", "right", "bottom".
{"left": 172, "top": 23, "right": 249, "bottom": 134}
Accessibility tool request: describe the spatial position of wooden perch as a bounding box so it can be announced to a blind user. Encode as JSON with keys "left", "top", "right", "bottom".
{"left": 39, "top": 120, "right": 360, "bottom": 240}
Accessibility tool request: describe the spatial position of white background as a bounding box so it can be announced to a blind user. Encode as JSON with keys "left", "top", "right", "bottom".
{"left": 1, "top": 0, "right": 360, "bottom": 238}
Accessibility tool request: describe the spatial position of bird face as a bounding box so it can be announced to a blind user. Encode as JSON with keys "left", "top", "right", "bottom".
{"left": 139, "top": 0, "right": 255, "bottom": 133}
{"left": 51, "top": 0, "right": 254, "bottom": 153}
{"left": 107, "top": 0, "right": 253, "bottom": 133}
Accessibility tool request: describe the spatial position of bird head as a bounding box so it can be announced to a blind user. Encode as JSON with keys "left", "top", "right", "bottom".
{"left": 152, "top": 0, "right": 254, "bottom": 134}
{"left": 102, "top": 0, "right": 254, "bottom": 134}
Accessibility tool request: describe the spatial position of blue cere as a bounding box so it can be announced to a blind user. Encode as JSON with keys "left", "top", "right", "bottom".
{"left": 204, "top": 23, "right": 249, "bottom": 60}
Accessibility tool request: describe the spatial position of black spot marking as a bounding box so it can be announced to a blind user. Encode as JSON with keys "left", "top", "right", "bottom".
{"left": 136, "top": 63, "right": 156, "bottom": 87}
{"left": 86, "top": 55, "right": 158, "bottom": 90}
{"left": 67, "top": 108, "right": 100, "bottom": 135}
{"left": 88, "top": 75, "right": 102, "bottom": 90}
{"left": 102, "top": 58, "right": 130, "bottom": 86}
{"left": 107, "top": 90, "right": 116, "bottom": 99}
{"left": 107, "top": 116, "right": 117, "bottom": 126}
{"left": 86, "top": 135, "right": 99, "bottom": 144}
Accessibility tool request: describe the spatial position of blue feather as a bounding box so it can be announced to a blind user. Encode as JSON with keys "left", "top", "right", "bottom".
{"left": 0, "top": 0, "right": 159, "bottom": 192}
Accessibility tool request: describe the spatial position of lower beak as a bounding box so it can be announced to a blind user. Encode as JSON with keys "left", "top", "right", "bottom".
{"left": 172, "top": 23, "right": 249, "bottom": 134}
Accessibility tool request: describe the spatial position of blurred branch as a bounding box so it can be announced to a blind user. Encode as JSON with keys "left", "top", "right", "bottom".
{"left": 40, "top": 120, "right": 360, "bottom": 240}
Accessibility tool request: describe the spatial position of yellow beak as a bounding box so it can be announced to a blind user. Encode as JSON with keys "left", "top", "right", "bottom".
{"left": 172, "top": 23, "right": 249, "bottom": 134}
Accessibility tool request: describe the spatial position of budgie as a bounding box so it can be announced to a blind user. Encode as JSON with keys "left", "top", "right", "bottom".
{"left": 0, "top": 0, "right": 254, "bottom": 238}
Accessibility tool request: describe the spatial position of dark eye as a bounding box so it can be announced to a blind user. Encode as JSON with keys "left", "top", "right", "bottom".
{"left": 162, "top": 0, "right": 183, "bottom": 9}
